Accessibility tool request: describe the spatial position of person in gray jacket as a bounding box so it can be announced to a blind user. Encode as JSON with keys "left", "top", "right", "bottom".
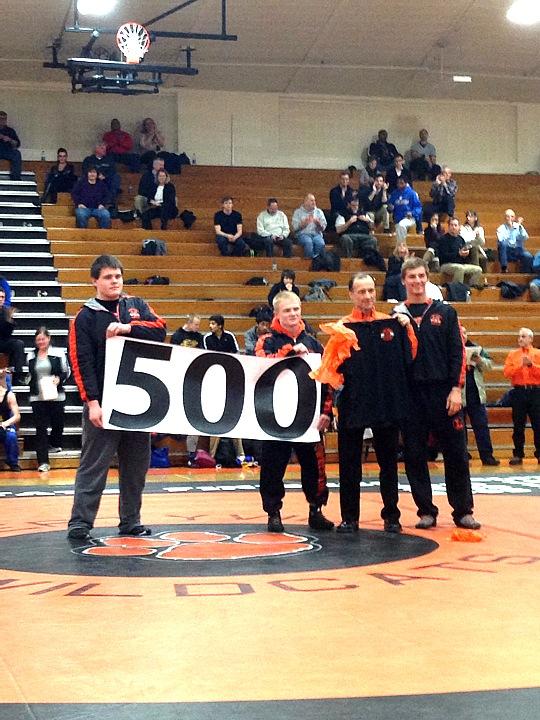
{"left": 462, "top": 327, "right": 499, "bottom": 466}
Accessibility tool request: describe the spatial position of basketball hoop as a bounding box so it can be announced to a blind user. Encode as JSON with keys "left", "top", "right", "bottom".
{"left": 116, "top": 22, "right": 151, "bottom": 64}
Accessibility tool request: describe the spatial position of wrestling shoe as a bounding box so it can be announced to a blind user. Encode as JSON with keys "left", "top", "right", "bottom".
{"left": 119, "top": 525, "right": 152, "bottom": 536}
{"left": 308, "top": 506, "right": 334, "bottom": 531}
{"left": 336, "top": 520, "right": 359, "bottom": 534}
{"left": 455, "top": 514, "right": 481, "bottom": 530}
{"left": 415, "top": 515, "right": 437, "bottom": 529}
{"left": 267, "top": 512, "right": 284, "bottom": 533}
{"left": 384, "top": 520, "right": 403, "bottom": 533}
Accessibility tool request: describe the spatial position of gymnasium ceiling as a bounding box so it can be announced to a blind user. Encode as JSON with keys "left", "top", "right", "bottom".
{"left": 3, "top": 0, "right": 540, "bottom": 103}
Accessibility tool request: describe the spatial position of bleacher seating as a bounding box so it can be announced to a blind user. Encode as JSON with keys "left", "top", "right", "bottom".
{"left": 13, "top": 161, "right": 540, "bottom": 466}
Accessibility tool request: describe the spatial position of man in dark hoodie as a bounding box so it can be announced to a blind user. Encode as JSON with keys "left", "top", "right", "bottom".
{"left": 67, "top": 255, "right": 166, "bottom": 541}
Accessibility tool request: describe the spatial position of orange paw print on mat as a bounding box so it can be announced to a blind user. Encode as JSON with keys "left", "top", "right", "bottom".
{"left": 83, "top": 530, "right": 317, "bottom": 560}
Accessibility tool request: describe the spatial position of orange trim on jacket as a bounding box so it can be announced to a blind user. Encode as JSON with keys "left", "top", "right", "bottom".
{"left": 312, "top": 307, "right": 417, "bottom": 388}
{"left": 503, "top": 346, "right": 540, "bottom": 386}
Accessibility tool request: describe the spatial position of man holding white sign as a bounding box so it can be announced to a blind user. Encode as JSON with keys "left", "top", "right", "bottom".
{"left": 67, "top": 255, "right": 166, "bottom": 541}
{"left": 256, "top": 291, "right": 334, "bottom": 533}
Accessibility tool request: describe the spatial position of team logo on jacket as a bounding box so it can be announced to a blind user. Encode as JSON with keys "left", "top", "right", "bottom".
{"left": 453, "top": 417, "right": 464, "bottom": 432}
{"left": 128, "top": 307, "right": 141, "bottom": 319}
{"left": 430, "top": 313, "right": 442, "bottom": 326}
{"left": 380, "top": 327, "right": 395, "bottom": 342}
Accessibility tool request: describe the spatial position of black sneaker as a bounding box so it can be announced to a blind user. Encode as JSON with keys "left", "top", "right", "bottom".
{"left": 67, "top": 526, "right": 92, "bottom": 540}
{"left": 308, "top": 506, "right": 334, "bottom": 531}
{"left": 119, "top": 525, "right": 152, "bottom": 536}
{"left": 336, "top": 520, "right": 359, "bottom": 534}
{"left": 481, "top": 456, "right": 500, "bottom": 466}
{"left": 8, "top": 464, "right": 21, "bottom": 472}
{"left": 267, "top": 512, "right": 284, "bottom": 533}
{"left": 384, "top": 520, "right": 402, "bottom": 533}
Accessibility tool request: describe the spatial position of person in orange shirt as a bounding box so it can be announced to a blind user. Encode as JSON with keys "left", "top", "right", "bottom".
{"left": 503, "top": 327, "right": 540, "bottom": 465}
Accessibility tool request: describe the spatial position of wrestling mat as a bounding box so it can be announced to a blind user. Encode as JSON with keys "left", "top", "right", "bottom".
{"left": 0, "top": 462, "right": 538, "bottom": 720}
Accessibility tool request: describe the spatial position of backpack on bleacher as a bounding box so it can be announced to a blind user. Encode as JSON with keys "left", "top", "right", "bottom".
{"left": 141, "top": 238, "right": 167, "bottom": 256}
{"left": 311, "top": 250, "right": 341, "bottom": 272}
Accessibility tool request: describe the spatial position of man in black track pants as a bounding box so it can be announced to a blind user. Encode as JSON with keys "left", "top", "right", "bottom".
{"left": 255, "top": 291, "right": 334, "bottom": 533}
{"left": 394, "top": 257, "right": 481, "bottom": 530}
{"left": 314, "top": 272, "right": 417, "bottom": 533}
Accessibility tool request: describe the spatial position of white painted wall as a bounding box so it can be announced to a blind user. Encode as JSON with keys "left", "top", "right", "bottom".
{"left": 2, "top": 81, "right": 540, "bottom": 172}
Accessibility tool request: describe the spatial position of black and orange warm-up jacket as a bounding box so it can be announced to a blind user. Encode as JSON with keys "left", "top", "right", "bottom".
{"left": 255, "top": 316, "right": 333, "bottom": 417}
{"left": 312, "top": 307, "right": 418, "bottom": 389}
{"left": 69, "top": 295, "right": 166, "bottom": 403}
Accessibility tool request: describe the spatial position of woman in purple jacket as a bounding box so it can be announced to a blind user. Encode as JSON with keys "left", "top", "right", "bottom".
{"left": 72, "top": 167, "right": 111, "bottom": 229}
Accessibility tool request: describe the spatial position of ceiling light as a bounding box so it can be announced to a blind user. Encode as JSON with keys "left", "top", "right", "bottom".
{"left": 506, "top": 0, "right": 540, "bottom": 25}
{"left": 77, "top": 0, "right": 117, "bottom": 16}
{"left": 453, "top": 75, "right": 472, "bottom": 83}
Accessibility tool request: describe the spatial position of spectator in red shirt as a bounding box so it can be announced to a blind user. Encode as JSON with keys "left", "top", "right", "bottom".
{"left": 102, "top": 119, "right": 140, "bottom": 172}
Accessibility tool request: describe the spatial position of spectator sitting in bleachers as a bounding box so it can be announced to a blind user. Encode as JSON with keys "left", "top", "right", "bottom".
{"left": 254, "top": 198, "right": 292, "bottom": 258}
{"left": 496, "top": 209, "right": 532, "bottom": 273}
{"left": 460, "top": 210, "right": 488, "bottom": 272}
{"left": 365, "top": 156, "right": 381, "bottom": 180}
{"left": 423, "top": 212, "right": 443, "bottom": 271}
{"left": 72, "top": 167, "right": 111, "bottom": 229}
{"left": 139, "top": 117, "right": 182, "bottom": 174}
{"left": 103, "top": 118, "right": 140, "bottom": 172}
{"left": 348, "top": 164, "right": 370, "bottom": 187}
{"left": 140, "top": 169, "right": 178, "bottom": 231}
{"left": 383, "top": 242, "right": 410, "bottom": 302}
{"left": 244, "top": 307, "right": 272, "bottom": 356}
{"left": 388, "top": 177, "right": 423, "bottom": 243}
{"left": 329, "top": 171, "right": 355, "bottom": 225}
{"left": 0, "top": 368, "right": 21, "bottom": 471}
{"left": 292, "top": 194, "right": 327, "bottom": 260}
{"left": 0, "top": 286, "right": 26, "bottom": 385}
{"left": 362, "top": 174, "right": 391, "bottom": 234}
{"left": 386, "top": 154, "right": 412, "bottom": 193}
{"left": 0, "top": 110, "right": 22, "bottom": 181}
{"left": 368, "top": 129, "right": 399, "bottom": 174}
{"left": 426, "top": 154, "right": 442, "bottom": 181}
{"left": 171, "top": 314, "right": 204, "bottom": 348}
{"left": 268, "top": 269, "right": 300, "bottom": 307}
{"left": 430, "top": 166, "right": 458, "bottom": 220}
{"left": 82, "top": 143, "right": 121, "bottom": 207}
{"left": 335, "top": 197, "right": 377, "bottom": 259}
{"left": 134, "top": 157, "right": 164, "bottom": 218}
{"left": 214, "top": 197, "right": 249, "bottom": 257}
{"left": 409, "top": 129, "right": 437, "bottom": 180}
{"left": 438, "top": 217, "right": 483, "bottom": 288}
{"left": 41, "top": 148, "right": 77, "bottom": 204}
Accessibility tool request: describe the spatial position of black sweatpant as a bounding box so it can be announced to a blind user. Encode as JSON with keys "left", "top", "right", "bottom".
{"left": 31, "top": 400, "right": 65, "bottom": 464}
{"left": 511, "top": 386, "right": 540, "bottom": 458}
{"left": 259, "top": 439, "right": 321, "bottom": 515}
{"left": 338, "top": 424, "right": 401, "bottom": 524}
{"left": 403, "top": 383, "right": 474, "bottom": 522}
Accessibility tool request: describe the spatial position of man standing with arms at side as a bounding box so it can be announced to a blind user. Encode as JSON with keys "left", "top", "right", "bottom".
{"left": 314, "top": 273, "right": 418, "bottom": 533}
{"left": 394, "top": 257, "right": 481, "bottom": 530}
{"left": 256, "top": 291, "right": 334, "bottom": 533}
{"left": 67, "top": 255, "right": 167, "bottom": 540}
{"left": 503, "top": 327, "right": 540, "bottom": 465}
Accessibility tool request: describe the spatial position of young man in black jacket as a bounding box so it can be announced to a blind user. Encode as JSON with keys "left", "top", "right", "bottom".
{"left": 394, "top": 257, "right": 481, "bottom": 530}
{"left": 67, "top": 255, "right": 166, "bottom": 541}
{"left": 255, "top": 291, "right": 334, "bottom": 533}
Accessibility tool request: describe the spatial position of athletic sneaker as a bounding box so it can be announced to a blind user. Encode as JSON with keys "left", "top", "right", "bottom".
{"left": 38, "top": 463, "right": 50, "bottom": 472}
{"left": 48, "top": 446, "right": 62, "bottom": 453}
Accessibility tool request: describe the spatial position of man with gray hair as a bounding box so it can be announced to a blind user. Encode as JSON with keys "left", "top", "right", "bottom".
{"left": 503, "top": 327, "right": 540, "bottom": 465}
{"left": 292, "top": 194, "right": 327, "bottom": 259}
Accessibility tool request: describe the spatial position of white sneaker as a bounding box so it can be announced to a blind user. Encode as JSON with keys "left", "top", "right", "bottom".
{"left": 48, "top": 447, "right": 62, "bottom": 453}
{"left": 38, "top": 463, "right": 50, "bottom": 472}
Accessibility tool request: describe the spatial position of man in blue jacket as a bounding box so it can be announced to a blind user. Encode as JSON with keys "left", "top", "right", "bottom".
{"left": 388, "top": 177, "right": 423, "bottom": 243}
